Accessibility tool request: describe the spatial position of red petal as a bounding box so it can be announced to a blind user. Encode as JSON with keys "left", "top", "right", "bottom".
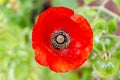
{"left": 32, "top": 7, "right": 74, "bottom": 67}
{"left": 71, "top": 14, "right": 93, "bottom": 54}
{"left": 46, "top": 15, "right": 93, "bottom": 72}
{"left": 47, "top": 52, "right": 86, "bottom": 72}
{"left": 34, "top": 48, "right": 48, "bottom": 66}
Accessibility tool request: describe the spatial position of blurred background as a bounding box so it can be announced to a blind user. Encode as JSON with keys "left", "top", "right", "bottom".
{"left": 0, "top": 0, "right": 120, "bottom": 80}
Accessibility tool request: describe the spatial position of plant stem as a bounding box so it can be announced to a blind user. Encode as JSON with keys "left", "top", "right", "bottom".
{"left": 93, "top": 46, "right": 101, "bottom": 56}
{"left": 91, "top": 0, "right": 109, "bottom": 24}
{"left": 85, "top": 6, "right": 120, "bottom": 21}
{"left": 110, "top": 39, "right": 120, "bottom": 54}
{"left": 102, "top": 7, "right": 120, "bottom": 20}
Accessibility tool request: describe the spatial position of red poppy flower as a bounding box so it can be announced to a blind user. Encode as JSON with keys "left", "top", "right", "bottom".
{"left": 32, "top": 7, "right": 93, "bottom": 72}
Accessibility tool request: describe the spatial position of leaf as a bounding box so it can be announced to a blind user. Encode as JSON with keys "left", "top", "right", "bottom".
{"left": 113, "top": 0, "right": 120, "bottom": 9}
{"left": 107, "top": 19, "right": 117, "bottom": 34}
{"left": 0, "top": 0, "right": 5, "bottom": 5}
{"left": 92, "top": 19, "right": 107, "bottom": 31}
{"left": 52, "top": 0, "right": 77, "bottom": 9}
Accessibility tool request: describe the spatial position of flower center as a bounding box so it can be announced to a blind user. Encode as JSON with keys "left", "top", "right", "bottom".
{"left": 56, "top": 35, "right": 65, "bottom": 44}
{"left": 51, "top": 30, "right": 70, "bottom": 50}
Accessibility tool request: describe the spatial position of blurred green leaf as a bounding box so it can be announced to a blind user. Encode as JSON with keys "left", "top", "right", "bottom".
{"left": 113, "top": 0, "right": 120, "bottom": 9}
{"left": 94, "top": 30, "right": 115, "bottom": 52}
{"left": 107, "top": 19, "right": 117, "bottom": 34}
{"left": 93, "top": 19, "right": 107, "bottom": 31}
{"left": 93, "top": 56, "right": 119, "bottom": 78}
{"left": 80, "top": 68, "right": 94, "bottom": 80}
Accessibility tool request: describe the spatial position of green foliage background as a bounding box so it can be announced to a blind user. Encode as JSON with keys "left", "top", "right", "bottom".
{"left": 0, "top": 0, "right": 120, "bottom": 80}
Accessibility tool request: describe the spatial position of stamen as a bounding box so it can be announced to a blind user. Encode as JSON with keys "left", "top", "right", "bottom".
{"left": 51, "top": 30, "right": 70, "bottom": 50}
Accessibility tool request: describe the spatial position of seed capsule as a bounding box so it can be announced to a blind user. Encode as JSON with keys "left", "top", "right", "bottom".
{"left": 51, "top": 30, "right": 70, "bottom": 50}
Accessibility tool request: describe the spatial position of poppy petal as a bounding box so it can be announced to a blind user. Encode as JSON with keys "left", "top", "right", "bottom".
{"left": 47, "top": 52, "right": 86, "bottom": 72}
{"left": 32, "top": 7, "right": 74, "bottom": 67}
{"left": 46, "top": 14, "right": 93, "bottom": 72}
{"left": 34, "top": 48, "right": 48, "bottom": 66}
